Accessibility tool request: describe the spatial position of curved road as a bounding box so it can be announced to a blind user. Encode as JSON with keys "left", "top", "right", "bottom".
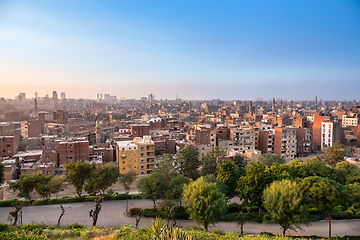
{"left": 0, "top": 199, "right": 359, "bottom": 237}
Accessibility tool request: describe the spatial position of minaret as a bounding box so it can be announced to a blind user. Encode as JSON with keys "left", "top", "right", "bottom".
{"left": 34, "top": 98, "right": 38, "bottom": 113}
{"left": 272, "top": 98, "right": 276, "bottom": 113}
{"left": 248, "top": 101, "right": 253, "bottom": 116}
{"left": 315, "top": 95, "right": 318, "bottom": 111}
{"left": 95, "top": 121, "right": 101, "bottom": 144}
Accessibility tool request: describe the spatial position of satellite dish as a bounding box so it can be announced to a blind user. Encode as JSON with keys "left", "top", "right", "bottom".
{"left": 121, "top": 154, "right": 126, "bottom": 158}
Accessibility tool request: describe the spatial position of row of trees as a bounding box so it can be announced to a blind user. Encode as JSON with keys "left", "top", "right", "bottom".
{"left": 10, "top": 162, "right": 137, "bottom": 200}
{"left": 136, "top": 144, "right": 359, "bottom": 236}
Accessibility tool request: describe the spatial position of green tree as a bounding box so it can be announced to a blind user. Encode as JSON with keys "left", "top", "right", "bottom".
{"left": 182, "top": 176, "right": 226, "bottom": 230}
{"left": 217, "top": 160, "right": 239, "bottom": 200}
{"left": 10, "top": 173, "right": 38, "bottom": 200}
{"left": 238, "top": 161, "right": 274, "bottom": 216}
{"left": 263, "top": 179, "right": 308, "bottom": 236}
{"left": 232, "top": 155, "right": 246, "bottom": 177}
{"left": 137, "top": 173, "right": 168, "bottom": 208}
{"left": 258, "top": 154, "right": 285, "bottom": 167}
{"left": 177, "top": 145, "right": 200, "bottom": 180}
{"left": 154, "top": 154, "right": 179, "bottom": 183}
{"left": 64, "top": 161, "right": 96, "bottom": 196}
{"left": 33, "top": 172, "right": 52, "bottom": 199}
{"left": 335, "top": 161, "right": 360, "bottom": 184}
{"left": 49, "top": 176, "right": 66, "bottom": 198}
{"left": 167, "top": 174, "right": 190, "bottom": 200}
{"left": 86, "top": 163, "right": 120, "bottom": 194}
{"left": 301, "top": 176, "right": 351, "bottom": 238}
{"left": 320, "top": 141, "right": 346, "bottom": 167}
{"left": 201, "top": 147, "right": 226, "bottom": 176}
{"left": 119, "top": 168, "right": 137, "bottom": 191}
{"left": 0, "top": 163, "right": 4, "bottom": 184}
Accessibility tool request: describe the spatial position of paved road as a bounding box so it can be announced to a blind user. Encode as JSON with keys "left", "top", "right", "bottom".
{"left": 0, "top": 199, "right": 359, "bottom": 237}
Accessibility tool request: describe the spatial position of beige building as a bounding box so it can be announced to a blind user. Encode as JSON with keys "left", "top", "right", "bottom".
{"left": 116, "top": 136, "right": 155, "bottom": 175}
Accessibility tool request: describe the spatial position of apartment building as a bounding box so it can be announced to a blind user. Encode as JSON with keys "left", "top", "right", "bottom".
{"left": 0, "top": 136, "right": 16, "bottom": 157}
{"left": 274, "top": 126, "right": 297, "bottom": 160}
{"left": 342, "top": 114, "right": 358, "bottom": 128}
{"left": 116, "top": 136, "right": 155, "bottom": 175}
{"left": 230, "top": 127, "right": 255, "bottom": 153}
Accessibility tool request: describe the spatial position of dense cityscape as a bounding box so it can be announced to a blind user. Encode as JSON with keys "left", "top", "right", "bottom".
{"left": 1, "top": 0, "right": 360, "bottom": 239}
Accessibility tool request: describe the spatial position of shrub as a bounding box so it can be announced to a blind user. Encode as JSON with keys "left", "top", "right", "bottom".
{"left": 0, "top": 223, "right": 9, "bottom": 232}
{"left": 172, "top": 206, "right": 189, "bottom": 220}
{"left": 0, "top": 199, "right": 16, "bottom": 207}
{"left": 67, "top": 223, "right": 85, "bottom": 229}
{"left": 142, "top": 208, "right": 164, "bottom": 218}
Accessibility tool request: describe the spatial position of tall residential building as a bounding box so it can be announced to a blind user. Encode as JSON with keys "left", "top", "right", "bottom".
{"left": 296, "top": 128, "right": 311, "bottom": 157}
{"left": 259, "top": 129, "right": 275, "bottom": 154}
{"left": 274, "top": 126, "right": 297, "bottom": 160}
{"left": 60, "top": 92, "right": 66, "bottom": 99}
{"left": 116, "top": 136, "right": 155, "bottom": 175}
{"left": 230, "top": 127, "right": 255, "bottom": 153}
{"left": 320, "top": 121, "right": 341, "bottom": 149}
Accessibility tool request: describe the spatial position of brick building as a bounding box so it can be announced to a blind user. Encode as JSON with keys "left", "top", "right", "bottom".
{"left": 0, "top": 136, "right": 16, "bottom": 157}
{"left": 131, "top": 124, "right": 150, "bottom": 138}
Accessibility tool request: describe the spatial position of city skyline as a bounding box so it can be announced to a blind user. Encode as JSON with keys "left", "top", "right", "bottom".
{"left": 0, "top": 0, "right": 359, "bottom": 100}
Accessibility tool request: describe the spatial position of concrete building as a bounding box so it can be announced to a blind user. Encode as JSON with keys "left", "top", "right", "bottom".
{"left": 274, "top": 126, "right": 297, "bottom": 160}
{"left": 0, "top": 136, "right": 16, "bottom": 157}
{"left": 342, "top": 114, "right": 358, "bottom": 128}
{"left": 116, "top": 136, "right": 155, "bottom": 175}
{"left": 320, "top": 121, "right": 341, "bottom": 149}
{"left": 230, "top": 127, "right": 256, "bottom": 153}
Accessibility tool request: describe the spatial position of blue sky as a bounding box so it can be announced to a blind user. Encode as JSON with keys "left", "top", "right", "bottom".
{"left": 0, "top": 0, "right": 359, "bottom": 100}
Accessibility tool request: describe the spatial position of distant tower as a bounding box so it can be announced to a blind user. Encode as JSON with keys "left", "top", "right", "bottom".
{"left": 280, "top": 100, "right": 283, "bottom": 113}
{"left": 272, "top": 98, "right": 276, "bottom": 113}
{"left": 34, "top": 98, "right": 38, "bottom": 112}
{"left": 35, "top": 92, "right": 38, "bottom": 99}
{"left": 60, "top": 92, "right": 66, "bottom": 99}
{"left": 95, "top": 121, "right": 101, "bottom": 144}
{"left": 315, "top": 95, "right": 318, "bottom": 110}
{"left": 290, "top": 100, "right": 293, "bottom": 111}
{"left": 249, "top": 101, "right": 253, "bottom": 115}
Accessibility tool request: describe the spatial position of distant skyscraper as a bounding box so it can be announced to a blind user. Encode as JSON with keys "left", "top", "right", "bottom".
{"left": 148, "top": 93, "right": 155, "bottom": 102}
{"left": 35, "top": 92, "right": 38, "bottom": 99}
{"left": 51, "top": 91, "right": 58, "bottom": 100}
{"left": 19, "top": 92, "right": 26, "bottom": 100}
{"left": 61, "top": 92, "right": 66, "bottom": 99}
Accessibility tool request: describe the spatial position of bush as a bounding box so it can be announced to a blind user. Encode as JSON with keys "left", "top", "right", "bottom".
{"left": 172, "top": 206, "right": 189, "bottom": 220}
{"left": 226, "top": 203, "right": 241, "bottom": 214}
{"left": 35, "top": 199, "right": 49, "bottom": 205}
{"left": 0, "top": 223, "right": 9, "bottom": 232}
{"left": 220, "top": 213, "right": 239, "bottom": 222}
{"left": 0, "top": 199, "right": 16, "bottom": 207}
{"left": 142, "top": 208, "right": 164, "bottom": 218}
{"left": 67, "top": 223, "right": 85, "bottom": 229}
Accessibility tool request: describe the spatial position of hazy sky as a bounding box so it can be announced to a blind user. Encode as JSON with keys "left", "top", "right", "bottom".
{"left": 0, "top": 0, "right": 359, "bottom": 100}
